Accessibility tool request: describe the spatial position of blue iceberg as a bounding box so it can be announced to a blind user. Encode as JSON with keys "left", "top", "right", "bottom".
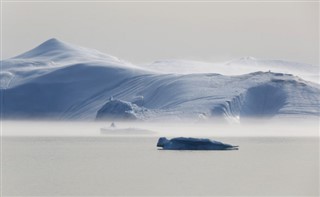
{"left": 157, "top": 137, "right": 238, "bottom": 150}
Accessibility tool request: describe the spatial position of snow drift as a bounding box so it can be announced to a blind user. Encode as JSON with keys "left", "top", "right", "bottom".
{"left": 1, "top": 39, "right": 319, "bottom": 122}
{"left": 146, "top": 57, "right": 319, "bottom": 83}
{"left": 96, "top": 99, "right": 148, "bottom": 120}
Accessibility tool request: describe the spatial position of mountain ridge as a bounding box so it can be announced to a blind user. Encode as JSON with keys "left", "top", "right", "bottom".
{"left": 1, "top": 39, "right": 319, "bottom": 122}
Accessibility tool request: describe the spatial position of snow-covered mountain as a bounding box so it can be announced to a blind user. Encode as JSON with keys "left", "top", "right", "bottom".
{"left": 1, "top": 39, "right": 319, "bottom": 122}
{"left": 146, "top": 57, "right": 319, "bottom": 83}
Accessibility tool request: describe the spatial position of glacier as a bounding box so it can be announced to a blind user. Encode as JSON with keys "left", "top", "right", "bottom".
{"left": 1, "top": 38, "right": 319, "bottom": 122}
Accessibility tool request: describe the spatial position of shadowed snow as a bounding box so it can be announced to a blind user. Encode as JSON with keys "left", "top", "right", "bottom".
{"left": 1, "top": 39, "right": 319, "bottom": 122}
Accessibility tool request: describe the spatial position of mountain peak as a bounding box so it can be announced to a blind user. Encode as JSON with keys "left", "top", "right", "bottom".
{"left": 9, "top": 39, "right": 132, "bottom": 68}
{"left": 40, "top": 38, "right": 65, "bottom": 47}
{"left": 35, "top": 38, "right": 73, "bottom": 52}
{"left": 13, "top": 38, "right": 74, "bottom": 59}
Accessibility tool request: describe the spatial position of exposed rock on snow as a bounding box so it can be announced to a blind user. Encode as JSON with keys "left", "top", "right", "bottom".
{"left": 157, "top": 137, "right": 238, "bottom": 150}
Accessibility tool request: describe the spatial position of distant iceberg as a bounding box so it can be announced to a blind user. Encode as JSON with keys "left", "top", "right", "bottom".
{"left": 157, "top": 137, "right": 238, "bottom": 150}
{"left": 100, "top": 127, "right": 154, "bottom": 135}
{"left": 100, "top": 122, "right": 154, "bottom": 135}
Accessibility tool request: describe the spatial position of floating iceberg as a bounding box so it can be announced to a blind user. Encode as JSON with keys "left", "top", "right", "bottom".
{"left": 157, "top": 137, "right": 238, "bottom": 150}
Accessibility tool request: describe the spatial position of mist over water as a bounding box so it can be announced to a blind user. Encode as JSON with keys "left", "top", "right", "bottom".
{"left": 2, "top": 119, "right": 319, "bottom": 137}
{"left": 2, "top": 1, "right": 319, "bottom": 196}
{"left": 1, "top": 120, "right": 319, "bottom": 196}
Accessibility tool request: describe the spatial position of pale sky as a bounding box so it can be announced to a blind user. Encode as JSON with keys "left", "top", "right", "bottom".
{"left": 2, "top": 1, "right": 319, "bottom": 65}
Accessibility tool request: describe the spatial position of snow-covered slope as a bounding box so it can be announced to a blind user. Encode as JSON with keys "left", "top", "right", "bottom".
{"left": 0, "top": 38, "right": 138, "bottom": 89}
{"left": 13, "top": 38, "right": 124, "bottom": 64}
{"left": 1, "top": 39, "right": 319, "bottom": 122}
{"left": 96, "top": 99, "right": 148, "bottom": 120}
{"left": 146, "top": 57, "right": 319, "bottom": 83}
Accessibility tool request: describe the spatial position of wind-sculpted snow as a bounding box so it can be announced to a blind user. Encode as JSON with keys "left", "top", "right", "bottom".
{"left": 1, "top": 39, "right": 319, "bottom": 122}
{"left": 146, "top": 57, "right": 319, "bottom": 83}
{"left": 96, "top": 99, "right": 148, "bottom": 120}
{"left": 0, "top": 38, "right": 138, "bottom": 89}
{"left": 212, "top": 83, "right": 288, "bottom": 118}
{"left": 13, "top": 38, "right": 123, "bottom": 64}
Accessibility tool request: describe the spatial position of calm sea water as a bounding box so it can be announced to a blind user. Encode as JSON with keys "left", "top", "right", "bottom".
{"left": 1, "top": 121, "right": 319, "bottom": 196}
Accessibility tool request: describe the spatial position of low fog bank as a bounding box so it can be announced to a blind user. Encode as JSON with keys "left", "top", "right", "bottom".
{"left": 1, "top": 118, "right": 319, "bottom": 137}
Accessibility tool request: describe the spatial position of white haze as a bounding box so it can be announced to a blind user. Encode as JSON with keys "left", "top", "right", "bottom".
{"left": 2, "top": 2, "right": 319, "bottom": 66}
{"left": 2, "top": 121, "right": 319, "bottom": 196}
{"left": 2, "top": 120, "right": 319, "bottom": 137}
{"left": 142, "top": 58, "right": 320, "bottom": 84}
